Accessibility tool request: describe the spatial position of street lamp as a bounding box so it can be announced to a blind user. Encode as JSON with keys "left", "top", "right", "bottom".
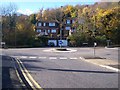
{"left": 60, "top": 6, "right": 63, "bottom": 48}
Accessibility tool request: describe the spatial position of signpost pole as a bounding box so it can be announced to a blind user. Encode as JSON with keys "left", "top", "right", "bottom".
{"left": 60, "top": 6, "right": 63, "bottom": 48}
{"left": 94, "top": 42, "right": 97, "bottom": 57}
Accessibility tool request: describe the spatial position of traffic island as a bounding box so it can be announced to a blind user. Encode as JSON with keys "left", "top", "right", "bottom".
{"left": 56, "top": 48, "right": 69, "bottom": 51}
{"left": 84, "top": 56, "right": 106, "bottom": 59}
{"left": 43, "top": 48, "right": 77, "bottom": 52}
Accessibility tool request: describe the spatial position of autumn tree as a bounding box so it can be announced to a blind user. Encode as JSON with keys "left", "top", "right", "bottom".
{"left": 1, "top": 3, "right": 18, "bottom": 46}
{"left": 95, "top": 5, "right": 120, "bottom": 44}
{"left": 15, "top": 15, "right": 36, "bottom": 46}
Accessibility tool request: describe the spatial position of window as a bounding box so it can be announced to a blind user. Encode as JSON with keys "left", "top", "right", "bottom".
{"left": 43, "top": 23, "right": 46, "bottom": 26}
{"left": 38, "top": 22, "right": 42, "bottom": 26}
{"left": 49, "top": 23, "right": 55, "bottom": 26}
{"left": 65, "top": 27, "right": 71, "bottom": 30}
{"left": 66, "top": 20, "right": 70, "bottom": 24}
{"left": 48, "top": 30, "right": 50, "bottom": 33}
{"left": 51, "top": 29, "right": 56, "bottom": 33}
{"left": 36, "top": 29, "right": 41, "bottom": 33}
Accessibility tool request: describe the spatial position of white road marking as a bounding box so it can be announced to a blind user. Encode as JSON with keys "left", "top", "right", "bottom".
{"left": 29, "top": 56, "right": 37, "bottom": 59}
{"left": 11, "top": 56, "right": 18, "bottom": 58}
{"left": 49, "top": 57, "right": 57, "bottom": 59}
{"left": 99, "top": 65, "right": 120, "bottom": 72}
{"left": 79, "top": 57, "right": 85, "bottom": 60}
{"left": 70, "top": 57, "right": 77, "bottom": 60}
{"left": 59, "top": 57, "right": 67, "bottom": 59}
{"left": 38, "top": 57, "right": 47, "bottom": 59}
{"left": 20, "top": 56, "right": 28, "bottom": 59}
{"left": 81, "top": 57, "right": 119, "bottom": 72}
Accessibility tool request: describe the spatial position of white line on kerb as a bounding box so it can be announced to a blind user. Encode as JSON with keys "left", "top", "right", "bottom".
{"left": 29, "top": 56, "right": 37, "bottom": 59}
{"left": 59, "top": 57, "right": 67, "bottom": 59}
{"left": 49, "top": 57, "right": 57, "bottom": 59}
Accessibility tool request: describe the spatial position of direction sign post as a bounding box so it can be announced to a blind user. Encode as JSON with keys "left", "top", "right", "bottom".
{"left": 93, "top": 42, "right": 97, "bottom": 57}
{"left": 59, "top": 40, "right": 63, "bottom": 48}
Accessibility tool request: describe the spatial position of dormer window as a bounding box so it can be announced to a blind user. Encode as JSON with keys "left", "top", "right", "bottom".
{"left": 49, "top": 22, "right": 55, "bottom": 26}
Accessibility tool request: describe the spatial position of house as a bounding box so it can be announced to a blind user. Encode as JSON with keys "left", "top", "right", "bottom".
{"left": 35, "top": 20, "right": 59, "bottom": 38}
{"left": 64, "top": 18, "right": 76, "bottom": 37}
{"left": 35, "top": 18, "right": 76, "bottom": 47}
{"left": 35, "top": 20, "right": 60, "bottom": 46}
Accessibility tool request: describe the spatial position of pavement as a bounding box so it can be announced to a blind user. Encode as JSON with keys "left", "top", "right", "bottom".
{"left": 1, "top": 55, "right": 27, "bottom": 89}
{"left": 81, "top": 58, "right": 119, "bottom": 72}
{"left": 80, "top": 47, "right": 120, "bottom": 72}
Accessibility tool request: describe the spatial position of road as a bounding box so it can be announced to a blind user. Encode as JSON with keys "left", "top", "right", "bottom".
{"left": 1, "top": 47, "right": 119, "bottom": 89}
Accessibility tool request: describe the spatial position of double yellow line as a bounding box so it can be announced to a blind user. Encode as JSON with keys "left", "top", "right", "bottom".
{"left": 14, "top": 57, "right": 43, "bottom": 90}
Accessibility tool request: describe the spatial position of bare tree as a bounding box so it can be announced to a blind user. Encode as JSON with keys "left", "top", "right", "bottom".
{"left": 0, "top": 3, "right": 17, "bottom": 16}
{"left": 1, "top": 3, "right": 18, "bottom": 46}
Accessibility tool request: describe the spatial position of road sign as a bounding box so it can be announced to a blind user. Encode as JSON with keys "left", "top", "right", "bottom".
{"left": 59, "top": 40, "right": 63, "bottom": 45}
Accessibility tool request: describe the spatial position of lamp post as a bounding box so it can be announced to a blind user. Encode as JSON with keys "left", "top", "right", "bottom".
{"left": 60, "top": 6, "right": 63, "bottom": 48}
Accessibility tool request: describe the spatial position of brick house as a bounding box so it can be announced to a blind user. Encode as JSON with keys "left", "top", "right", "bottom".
{"left": 35, "top": 20, "right": 59, "bottom": 38}
{"left": 35, "top": 18, "right": 76, "bottom": 46}
{"left": 64, "top": 18, "right": 76, "bottom": 37}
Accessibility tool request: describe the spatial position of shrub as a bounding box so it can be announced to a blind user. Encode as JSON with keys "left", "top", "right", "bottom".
{"left": 95, "top": 35, "right": 107, "bottom": 46}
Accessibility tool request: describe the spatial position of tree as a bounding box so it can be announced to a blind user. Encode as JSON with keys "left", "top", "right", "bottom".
{"left": 16, "top": 15, "right": 36, "bottom": 46}
{"left": 1, "top": 3, "right": 18, "bottom": 46}
{"left": 29, "top": 14, "right": 37, "bottom": 25}
{"left": 63, "top": 5, "right": 78, "bottom": 18}
{"left": 0, "top": 3, "right": 17, "bottom": 16}
{"left": 36, "top": 8, "right": 43, "bottom": 20}
{"left": 95, "top": 6, "right": 120, "bottom": 44}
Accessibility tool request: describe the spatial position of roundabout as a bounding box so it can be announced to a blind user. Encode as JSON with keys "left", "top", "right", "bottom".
{"left": 43, "top": 48, "right": 77, "bottom": 52}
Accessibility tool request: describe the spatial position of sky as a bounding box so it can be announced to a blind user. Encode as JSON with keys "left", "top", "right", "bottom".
{"left": 0, "top": 0, "right": 102, "bottom": 15}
